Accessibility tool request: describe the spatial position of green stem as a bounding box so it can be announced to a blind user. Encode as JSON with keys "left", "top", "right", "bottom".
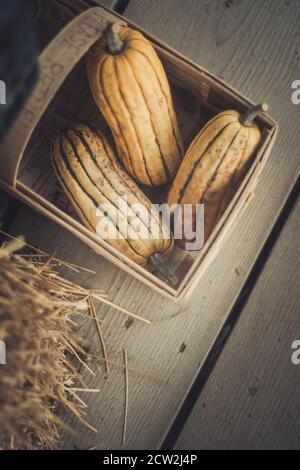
{"left": 240, "top": 103, "right": 269, "bottom": 127}
{"left": 150, "top": 253, "right": 178, "bottom": 287}
{"left": 106, "top": 23, "right": 124, "bottom": 55}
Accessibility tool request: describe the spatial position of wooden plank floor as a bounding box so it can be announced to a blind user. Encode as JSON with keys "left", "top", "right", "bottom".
{"left": 175, "top": 193, "right": 300, "bottom": 450}
{"left": 5, "top": 0, "right": 300, "bottom": 449}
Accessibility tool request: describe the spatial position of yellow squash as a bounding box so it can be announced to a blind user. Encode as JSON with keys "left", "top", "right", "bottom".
{"left": 86, "top": 23, "right": 183, "bottom": 187}
{"left": 168, "top": 104, "right": 268, "bottom": 247}
{"left": 52, "top": 123, "right": 176, "bottom": 284}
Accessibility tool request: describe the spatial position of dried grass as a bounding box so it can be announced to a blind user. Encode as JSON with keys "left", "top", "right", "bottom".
{"left": 0, "top": 234, "right": 163, "bottom": 450}
{"left": 0, "top": 237, "right": 99, "bottom": 450}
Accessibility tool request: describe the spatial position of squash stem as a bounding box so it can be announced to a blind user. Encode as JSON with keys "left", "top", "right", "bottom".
{"left": 150, "top": 253, "right": 178, "bottom": 287}
{"left": 240, "top": 103, "right": 269, "bottom": 127}
{"left": 106, "top": 23, "right": 124, "bottom": 55}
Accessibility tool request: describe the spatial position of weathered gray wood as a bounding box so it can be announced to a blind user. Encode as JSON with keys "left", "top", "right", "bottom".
{"left": 9, "top": 0, "right": 300, "bottom": 449}
{"left": 175, "top": 196, "right": 300, "bottom": 450}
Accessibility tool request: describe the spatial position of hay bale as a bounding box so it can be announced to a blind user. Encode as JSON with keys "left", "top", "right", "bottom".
{"left": 0, "top": 237, "right": 95, "bottom": 449}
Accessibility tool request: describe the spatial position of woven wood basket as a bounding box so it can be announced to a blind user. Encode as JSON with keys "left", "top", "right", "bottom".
{"left": 0, "top": 2, "right": 278, "bottom": 299}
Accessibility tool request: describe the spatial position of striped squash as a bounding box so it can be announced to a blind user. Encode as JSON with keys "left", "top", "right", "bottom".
{"left": 86, "top": 23, "right": 183, "bottom": 187}
{"left": 52, "top": 123, "right": 177, "bottom": 284}
{"left": 168, "top": 104, "right": 268, "bottom": 247}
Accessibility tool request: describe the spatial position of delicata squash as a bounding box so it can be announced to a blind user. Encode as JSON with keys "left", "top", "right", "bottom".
{"left": 86, "top": 23, "right": 183, "bottom": 187}
{"left": 52, "top": 123, "right": 177, "bottom": 284}
{"left": 168, "top": 104, "right": 268, "bottom": 247}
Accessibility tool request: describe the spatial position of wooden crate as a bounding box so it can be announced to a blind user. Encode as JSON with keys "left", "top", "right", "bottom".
{"left": 0, "top": 2, "right": 278, "bottom": 300}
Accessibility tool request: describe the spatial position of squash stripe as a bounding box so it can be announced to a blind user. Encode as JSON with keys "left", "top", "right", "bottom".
{"left": 59, "top": 134, "right": 146, "bottom": 261}
{"left": 60, "top": 135, "right": 99, "bottom": 208}
{"left": 123, "top": 55, "right": 171, "bottom": 181}
{"left": 98, "top": 59, "right": 137, "bottom": 181}
{"left": 65, "top": 133, "right": 148, "bottom": 260}
{"left": 113, "top": 59, "right": 154, "bottom": 186}
{"left": 215, "top": 127, "right": 250, "bottom": 222}
{"left": 52, "top": 146, "right": 94, "bottom": 231}
{"left": 131, "top": 47, "right": 183, "bottom": 158}
{"left": 98, "top": 130, "right": 162, "bottom": 238}
{"left": 98, "top": 130, "right": 169, "bottom": 252}
{"left": 133, "top": 47, "right": 183, "bottom": 154}
{"left": 69, "top": 127, "right": 156, "bottom": 245}
{"left": 186, "top": 113, "right": 237, "bottom": 158}
{"left": 201, "top": 128, "right": 242, "bottom": 205}
{"left": 178, "top": 122, "right": 234, "bottom": 203}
